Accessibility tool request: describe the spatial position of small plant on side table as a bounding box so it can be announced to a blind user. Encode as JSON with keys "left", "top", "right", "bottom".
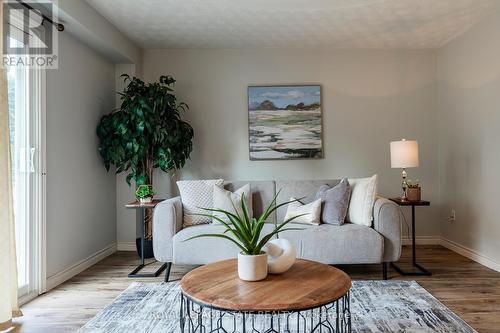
{"left": 136, "top": 185, "right": 155, "bottom": 204}
{"left": 406, "top": 179, "right": 421, "bottom": 201}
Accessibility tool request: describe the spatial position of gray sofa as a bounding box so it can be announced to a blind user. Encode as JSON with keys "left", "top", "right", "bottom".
{"left": 153, "top": 179, "right": 402, "bottom": 281}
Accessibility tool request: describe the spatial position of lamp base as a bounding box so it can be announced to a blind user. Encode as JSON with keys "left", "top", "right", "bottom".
{"left": 401, "top": 168, "right": 408, "bottom": 200}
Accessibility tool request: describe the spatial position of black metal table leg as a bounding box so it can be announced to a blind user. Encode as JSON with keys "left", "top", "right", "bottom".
{"left": 140, "top": 208, "right": 145, "bottom": 266}
{"left": 127, "top": 260, "right": 169, "bottom": 278}
{"left": 391, "top": 205, "right": 432, "bottom": 276}
{"left": 128, "top": 207, "right": 169, "bottom": 278}
{"left": 179, "top": 291, "right": 352, "bottom": 332}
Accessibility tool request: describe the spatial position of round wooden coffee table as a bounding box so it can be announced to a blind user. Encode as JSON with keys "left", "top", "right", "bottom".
{"left": 180, "top": 259, "right": 352, "bottom": 332}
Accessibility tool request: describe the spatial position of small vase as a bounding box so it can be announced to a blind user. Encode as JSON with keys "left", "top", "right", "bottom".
{"left": 139, "top": 197, "right": 152, "bottom": 204}
{"left": 406, "top": 187, "right": 421, "bottom": 202}
{"left": 266, "top": 239, "right": 296, "bottom": 274}
{"left": 237, "top": 252, "right": 268, "bottom": 281}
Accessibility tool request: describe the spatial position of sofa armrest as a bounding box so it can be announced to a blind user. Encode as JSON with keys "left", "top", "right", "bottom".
{"left": 153, "top": 196, "right": 183, "bottom": 263}
{"left": 373, "top": 197, "right": 402, "bottom": 262}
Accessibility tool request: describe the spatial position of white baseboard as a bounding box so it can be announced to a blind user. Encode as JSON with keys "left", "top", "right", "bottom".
{"left": 18, "top": 290, "right": 39, "bottom": 307}
{"left": 117, "top": 241, "right": 136, "bottom": 251}
{"left": 440, "top": 237, "right": 500, "bottom": 273}
{"left": 402, "top": 236, "right": 441, "bottom": 245}
{"left": 399, "top": 236, "right": 500, "bottom": 272}
{"left": 46, "top": 242, "right": 117, "bottom": 291}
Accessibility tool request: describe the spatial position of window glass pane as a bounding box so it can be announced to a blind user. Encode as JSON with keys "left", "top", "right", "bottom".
{"left": 7, "top": 37, "right": 31, "bottom": 294}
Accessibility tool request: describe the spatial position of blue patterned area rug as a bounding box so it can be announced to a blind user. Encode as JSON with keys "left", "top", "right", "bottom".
{"left": 78, "top": 280, "right": 476, "bottom": 333}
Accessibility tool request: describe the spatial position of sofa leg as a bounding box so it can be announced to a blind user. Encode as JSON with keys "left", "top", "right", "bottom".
{"left": 382, "top": 262, "right": 388, "bottom": 280}
{"left": 164, "top": 262, "right": 172, "bottom": 282}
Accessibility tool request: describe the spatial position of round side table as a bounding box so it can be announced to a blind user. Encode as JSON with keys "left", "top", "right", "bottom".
{"left": 180, "top": 259, "right": 352, "bottom": 332}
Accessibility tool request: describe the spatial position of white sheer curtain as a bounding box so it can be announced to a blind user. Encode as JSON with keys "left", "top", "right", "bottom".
{"left": 0, "top": 3, "right": 22, "bottom": 330}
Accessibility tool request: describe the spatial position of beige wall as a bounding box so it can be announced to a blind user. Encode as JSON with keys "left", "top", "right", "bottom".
{"left": 113, "top": 48, "right": 442, "bottom": 245}
{"left": 46, "top": 32, "right": 116, "bottom": 277}
{"left": 437, "top": 9, "right": 500, "bottom": 266}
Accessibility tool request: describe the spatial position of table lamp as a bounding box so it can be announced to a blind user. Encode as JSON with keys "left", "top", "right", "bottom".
{"left": 390, "top": 139, "right": 419, "bottom": 200}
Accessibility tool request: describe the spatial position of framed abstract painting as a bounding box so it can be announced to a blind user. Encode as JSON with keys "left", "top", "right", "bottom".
{"left": 248, "top": 85, "right": 323, "bottom": 160}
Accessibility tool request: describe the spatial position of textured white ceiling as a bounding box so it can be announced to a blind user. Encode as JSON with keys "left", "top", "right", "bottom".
{"left": 86, "top": 0, "right": 500, "bottom": 49}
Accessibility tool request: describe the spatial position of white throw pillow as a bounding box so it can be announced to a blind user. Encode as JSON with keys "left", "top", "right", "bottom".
{"left": 284, "top": 197, "right": 322, "bottom": 226}
{"left": 177, "top": 179, "right": 224, "bottom": 227}
{"left": 346, "top": 175, "right": 378, "bottom": 226}
{"left": 212, "top": 184, "right": 252, "bottom": 224}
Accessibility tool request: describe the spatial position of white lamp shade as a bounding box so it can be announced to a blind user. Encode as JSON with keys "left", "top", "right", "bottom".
{"left": 390, "top": 140, "right": 419, "bottom": 168}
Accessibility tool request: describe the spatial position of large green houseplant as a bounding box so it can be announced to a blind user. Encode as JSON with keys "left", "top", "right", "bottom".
{"left": 97, "top": 75, "right": 194, "bottom": 248}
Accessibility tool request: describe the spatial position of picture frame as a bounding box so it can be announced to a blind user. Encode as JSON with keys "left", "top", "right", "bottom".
{"left": 248, "top": 84, "right": 323, "bottom": 160}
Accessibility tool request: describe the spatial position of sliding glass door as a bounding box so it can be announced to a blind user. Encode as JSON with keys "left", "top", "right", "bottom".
{"left": 7, "top": 37, "right": 45, "bottom": 301}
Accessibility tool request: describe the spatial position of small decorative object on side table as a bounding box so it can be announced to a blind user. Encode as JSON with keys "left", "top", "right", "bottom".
{"left": 125, "top": 199, "right": 170, "bottom": 278}
{"left": 406, "top": 179, "right": 421, "bottom": 201}
{"left": 389, "top": 197, "right": 431, "bottom": 276}
{"left": 135, "top": 184, "right": 155, "bottom": 204}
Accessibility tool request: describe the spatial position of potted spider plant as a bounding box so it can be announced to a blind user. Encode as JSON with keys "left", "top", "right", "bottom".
{"left": 184, "top": 193, "right": 304, "bottom": 281}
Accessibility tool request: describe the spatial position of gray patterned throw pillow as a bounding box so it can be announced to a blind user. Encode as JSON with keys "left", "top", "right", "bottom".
{"left": 315, "top": 178, "right": 351, "bottom": 226}
{"left": 177, "top": 179, "right": 224, "bottom": 227}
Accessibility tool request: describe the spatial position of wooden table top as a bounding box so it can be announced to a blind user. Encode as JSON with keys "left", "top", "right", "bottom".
{"left": 124, "top": 199, "right": 165, "bottom": 209}
{"left": 389, "top": 198, "right": 430, "bottom": 206}
{"left": 180, "top": 259, "right": 351, "bottom": 312}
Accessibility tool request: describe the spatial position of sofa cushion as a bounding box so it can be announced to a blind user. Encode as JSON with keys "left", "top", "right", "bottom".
{"left": 224, "top": 181, "right": 276, "bottom": 223}
{"left": 315, "top": 178, "right": 351, "bottom": 226}
{"left": 212, "top": 184, "right": 252, "bottom": 224}
{"left": 276, "top": 180, "right": 340, "bottom": 222}
{"left": 284, "top": 197, "right": 322, "bottom": 225}
{"left": 278, "top": 223, "right": 383, "bottom": 264}
{"left": 347, "top": 175, "right": 378, "bottom": 226}
{"left": 177, "top": 179, "right": 224, "bottom": 227}
{"left": 173, "top": 223, "right": 276, "bottom": 265}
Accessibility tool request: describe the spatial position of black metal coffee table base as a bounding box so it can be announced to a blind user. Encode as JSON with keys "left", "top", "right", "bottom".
{"left": 180, "top": 292, "right": 351, "bottom": 333}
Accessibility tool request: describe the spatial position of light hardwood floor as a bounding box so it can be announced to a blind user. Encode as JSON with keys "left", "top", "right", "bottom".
{"left": 12, "top": 245, "right": 500, "bottom": 333}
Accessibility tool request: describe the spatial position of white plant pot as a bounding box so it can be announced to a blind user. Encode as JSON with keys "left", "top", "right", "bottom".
{"left": 237, "top": 252, "right": 268, "bottom": 281}
{"left": 139, "top": 197, "right": 152, "bottom": 204}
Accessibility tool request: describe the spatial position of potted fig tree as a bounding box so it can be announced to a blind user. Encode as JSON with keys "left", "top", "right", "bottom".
{"left": 97, "top": 75, "right": 194, "bottom": 258}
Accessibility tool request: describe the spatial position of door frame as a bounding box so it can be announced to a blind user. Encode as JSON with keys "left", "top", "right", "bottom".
{"left": 17, "top": 68, "right": 47, "bottom": 305}
{"left": 33, "top": 68, "right": 47, "bottom": 296}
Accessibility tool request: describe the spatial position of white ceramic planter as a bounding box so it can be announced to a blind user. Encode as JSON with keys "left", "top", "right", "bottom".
{"left": 237, "top": 252, "right": 268, "bottom": 281}
{"left": 139, "top": 197, "right": 152, "bottom": 204}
